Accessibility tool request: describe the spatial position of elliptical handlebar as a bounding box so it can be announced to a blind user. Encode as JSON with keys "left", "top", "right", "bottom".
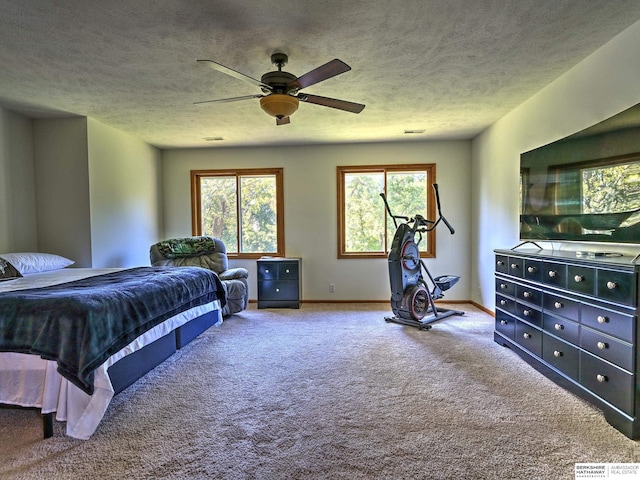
{"left": 380, "top": 184, "right": 455, "bottom": 235}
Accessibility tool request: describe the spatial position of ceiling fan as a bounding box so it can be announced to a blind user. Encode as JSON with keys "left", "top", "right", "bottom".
{"left": 195, "top": 52, "right": 366, "bottom": 125}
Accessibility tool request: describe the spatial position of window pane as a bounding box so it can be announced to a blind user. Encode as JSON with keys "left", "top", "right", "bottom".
{"left": 344, "top": 172, "right": 385, "bottom": 252}
{"left": 200, "top": 176, "right": 238, "bottom": 252}
{"left": 386, "top": 171, "right": 427, "bottom": 249}
{"left": 239, "top": 175, "right": 278, "bottom": 253}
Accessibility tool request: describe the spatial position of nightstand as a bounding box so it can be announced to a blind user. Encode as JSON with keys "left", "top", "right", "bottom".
{"left": 257, "top": 258, "right": 301, "bottom": 308}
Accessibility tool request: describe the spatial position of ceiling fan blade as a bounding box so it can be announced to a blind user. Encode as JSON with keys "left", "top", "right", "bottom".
{"left": 298, "top": 94, "right": 365, "bottom": 114}
{"left": 197, "top": 60, "right": 272, "bottom": 90}
{"left": 288, "top": 59, "right": 351, "bottom": 90}
{"left": 194, "top": 94, "right": 263, "bottom": 106}
{"left": 276, "top": 116, "right": 291, "bottom": 126}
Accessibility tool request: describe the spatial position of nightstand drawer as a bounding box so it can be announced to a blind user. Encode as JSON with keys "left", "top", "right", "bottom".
{"left": 258, "top": 280, "right": 298, "bottom": 301}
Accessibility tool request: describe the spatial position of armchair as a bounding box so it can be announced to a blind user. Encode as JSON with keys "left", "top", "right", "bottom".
{"left": 150, "top": 236, "right": 249, "bottom": 316}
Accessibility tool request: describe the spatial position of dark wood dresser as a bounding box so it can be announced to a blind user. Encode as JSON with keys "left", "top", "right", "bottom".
{"left": 494, "top": 248, "right": 639, "bottom": 438}
{"left": 257, "top": 257, "right": 301, "bottom": 309}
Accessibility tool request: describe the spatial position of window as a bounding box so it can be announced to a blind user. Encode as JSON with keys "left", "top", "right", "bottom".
{"left": 191, "top": 168, "right": 284, "bottom": 258}
{"left": 337, "top": 164, "right": 436, "bottom": 258}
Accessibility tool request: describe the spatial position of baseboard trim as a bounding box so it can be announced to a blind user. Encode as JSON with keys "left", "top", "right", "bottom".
{"left": 470, "top": 301, "right": 494, "bottom": 316}
{"left": 250, "top": 299, "right": 475, "bottom": 305}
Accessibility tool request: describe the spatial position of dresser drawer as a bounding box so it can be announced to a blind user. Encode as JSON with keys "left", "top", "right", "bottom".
{"left": 516, "top": 302, "right": 542, "bottom": 328}
{"left": 523, "top": 259, "right": 543, "bottom": 283}
{"left": 580, "top": 352, "right": 634, "bottom": 415}
{"left": 597, "top": 269, "right": 636, "bottom": 306}
{"left": 516, "top": 284, "right": 542, "bottom": 307}
{"left": 495, "top": 310, "right": 516, "bottom": 340}
{"left": 542, "top": 333, "right": 579, "bottom": 380}
{"left": 508, "top": 257, "right": 524, "bottom": 278}
{"left": 543, "top": 313, "right": 579, "bottom": 345}
{"left": 496, "top": 278, "right": 516, "bottom": 297}
{"left": 496, "top": 278, "right": 515, "bottom": 297}
{"left": 542, "top": 262, "right": 567, "bottom": 288}
{"left": 581, "top": 302, "right": 634, "bottom": 343}
{"left": 567, "top": 265, "right": 596, "bottom": 296}
{"left": 258, "top": 260, "right": 299, "bottom": 280}
{"left": 515, "top": 320, "right": 542, "bottom": 357}
{"left": 496, "top": 294, "right": 516, "bottom": 315}
{"left": 543, "top": 293, "right": 580, "bottom": 322}
{"left": 495, "top": 255, "right": 508, "bottom": 274}
{"left": 580, "top": 327, "right": 633, "bottom": 371}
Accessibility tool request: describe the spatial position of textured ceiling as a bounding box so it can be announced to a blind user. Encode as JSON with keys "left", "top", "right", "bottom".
{"left": 1, "top": 1, "right": 640, "bottom": 149}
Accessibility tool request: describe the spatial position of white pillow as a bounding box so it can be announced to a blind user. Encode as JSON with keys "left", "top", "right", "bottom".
{"left": 0, "top": 252, "right": 74, "bottom": 274}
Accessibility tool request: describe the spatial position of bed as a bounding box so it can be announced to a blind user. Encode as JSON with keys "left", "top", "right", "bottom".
{"left": 0, "top": 253, "right": 226, "bottom": 440}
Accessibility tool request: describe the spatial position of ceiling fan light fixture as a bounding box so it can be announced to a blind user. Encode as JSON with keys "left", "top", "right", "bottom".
{"left": 260, "top": 94, "right": 299, "bottom": 119}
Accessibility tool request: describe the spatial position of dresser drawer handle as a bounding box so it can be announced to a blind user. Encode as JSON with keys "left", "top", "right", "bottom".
{"left": 574, "top": 275, "right": 584, "bottom": 283}
{"left": 265, "top": 269, "right": 270, "bottom": 274}
{"left": 510, "top": 263, "right": 519, "bottom": 269}
{"left": 596, "top": 374, "right": 608, "bottom": 383}
{"left": 606, "top": 281, "right": 618, "bottom": 290}
{"left": 548, "top": 270, "right": 557, "bottom": 278}
{"left": 285, "top": 269, "right": 290, "bottom": 274}
{"left": 275, "top": 288, "right": 280, "bottom": 293}
{"left": 500, "top": 299, "right": 507, "bottom": 306}
{"left": 527, "top": 266, "right": 536, "bottom": 273}
{"left": 500, "top": 283, "right": 508, "bottom": 290}
{"left": 500, "top": 320, "right": 508, "bottom": 325}
{"left": 554, "top": 323, "right": 564, "bottom": 331}
{"left": 523, "top": 309, "right": 531, "bottom": 316}
{"left": 523, "top": 291, "right": 531, "bottom": 298}
{"left": 497, "top": 260, "right": 505, "bottom": 266}
{"left": 554, "top": 301, "right": 563, "bottom": 309}
{"left": 597, "top": 341, "right": 608, "bottom": 350}
{"left": 597, "top": 315, "right": 609, "bottom": 324}
{"left": 523, "top": 333, "right": 532, "bottom": 339}
{"left": 553, "top": 350, "right": 562, "bottom": 358}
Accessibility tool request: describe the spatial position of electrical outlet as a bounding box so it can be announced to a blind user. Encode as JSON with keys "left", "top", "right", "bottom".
{"left": 329, "top": 283, "right": 335, "bottom": 293}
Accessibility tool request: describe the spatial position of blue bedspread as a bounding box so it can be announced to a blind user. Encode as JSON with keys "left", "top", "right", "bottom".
{"left": 0, "top": 266, "right": 225, "bottom": 395}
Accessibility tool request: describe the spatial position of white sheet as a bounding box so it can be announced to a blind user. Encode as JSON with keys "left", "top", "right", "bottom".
{"left": 0, "top": 268, "right": 222, "bottom": 439}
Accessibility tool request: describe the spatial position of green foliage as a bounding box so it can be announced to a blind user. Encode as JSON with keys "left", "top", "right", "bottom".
{"left": 200, "top": 175, "right": 278, "bottom": 254}
{"left": 344, "top": 171, "right": 428, "bottom": 253}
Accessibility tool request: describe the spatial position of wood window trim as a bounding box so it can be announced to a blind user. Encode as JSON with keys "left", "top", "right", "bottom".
{"left": 337, "top": 164, "right": 436, "bottom": 259}
{"left": 191, "top": 168, "right": 285, "bottom": 259}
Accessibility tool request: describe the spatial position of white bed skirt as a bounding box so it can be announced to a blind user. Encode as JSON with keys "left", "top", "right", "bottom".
{"left": 0, "top": 300, "right": 221, "bottom": 440}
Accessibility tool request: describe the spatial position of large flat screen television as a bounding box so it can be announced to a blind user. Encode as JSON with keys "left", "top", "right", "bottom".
{"left": 520, "top": 103, "right": 640, "bottom": 245}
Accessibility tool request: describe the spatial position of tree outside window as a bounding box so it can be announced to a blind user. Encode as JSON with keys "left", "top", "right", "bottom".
{"left": 191, "top": 168, "right": 284, "bottom": 258}
{"left": 337, "top": 164, "right": 436, "bottom": 258}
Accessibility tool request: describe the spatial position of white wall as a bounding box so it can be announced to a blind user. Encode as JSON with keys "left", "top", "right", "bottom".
{"left": 0, "top": 108, "right": 37, "bottom": 253}
{"left": 33, "top": 117, "right": 93, "bottom": 266}
{"left": 162, "top": 140, "right": 472, "bottom": 302}
{"left": 30, "top": 116, "right": 162, "bottom": 268}
{"left": 87, "top": 118, "right": 163, "bottom": 267}
{"left": 471, "top": 19, "right": 640, "bottom": 309}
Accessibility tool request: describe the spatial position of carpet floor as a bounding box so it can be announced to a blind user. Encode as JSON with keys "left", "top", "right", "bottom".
{"left": 1, "top": 303, "right": 639, "bottom": 479}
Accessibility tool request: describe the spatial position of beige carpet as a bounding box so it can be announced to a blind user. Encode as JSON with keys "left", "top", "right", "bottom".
{"left": 1, "top": 303, "right": 639, "bottom": 479}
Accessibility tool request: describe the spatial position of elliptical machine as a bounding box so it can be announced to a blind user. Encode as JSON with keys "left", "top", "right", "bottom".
{"left": 380, "top": 184, "right": 463, "bottom": 330}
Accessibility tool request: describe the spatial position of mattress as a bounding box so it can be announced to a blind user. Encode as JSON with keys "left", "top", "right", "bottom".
{"left": 0, "top": 268, "right": 222, "bottom": 439}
